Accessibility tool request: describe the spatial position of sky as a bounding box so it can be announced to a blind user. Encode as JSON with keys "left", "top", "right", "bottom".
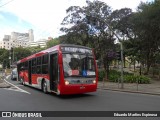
{"left": 0, "top": 0, "right": 153, "bottom": 41}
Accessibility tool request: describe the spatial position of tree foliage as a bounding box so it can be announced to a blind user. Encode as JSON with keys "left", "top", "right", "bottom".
{"left": 131, "top": 0, "right": 160, "bottom": 74}
{"left": 14, "top": 47, "right": 32, "bottom": 61}
{"left": 46, "top": 38, "right": 60, "bottom": 48}
{"left": 60, "top": 0, "right": 117, "bottom": 77}
{"left": 0, "top": 48, "right": 10, "bottom": 68}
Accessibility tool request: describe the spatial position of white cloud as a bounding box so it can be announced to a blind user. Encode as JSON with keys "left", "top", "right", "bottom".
{"left": 0, "top": 13, "right": 5, "bottom": 20}
{"left": 0, "top": 0, "right": 152, "bottom": 41}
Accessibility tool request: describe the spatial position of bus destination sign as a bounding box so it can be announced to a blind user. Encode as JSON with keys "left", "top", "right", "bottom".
{"left": 61, "top": 47, "right": 92, "bottom": 54}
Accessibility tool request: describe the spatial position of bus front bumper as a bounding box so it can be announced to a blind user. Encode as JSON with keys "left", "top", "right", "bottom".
{"left": 59, "top": 84, "right": 97, "bottom": 95}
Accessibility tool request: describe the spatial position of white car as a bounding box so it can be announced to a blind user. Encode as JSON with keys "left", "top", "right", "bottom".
{"left": 11, "top": 68, "right": 18, "bottom": 80}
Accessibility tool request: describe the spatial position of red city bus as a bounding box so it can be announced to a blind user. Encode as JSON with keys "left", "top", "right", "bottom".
{"left": 17, "top": 44, "right": 98, "bottom": 95}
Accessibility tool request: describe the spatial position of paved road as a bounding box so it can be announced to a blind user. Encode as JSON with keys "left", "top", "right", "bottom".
{"left": 1, "top": 76, "right": 160, "bottom": 119}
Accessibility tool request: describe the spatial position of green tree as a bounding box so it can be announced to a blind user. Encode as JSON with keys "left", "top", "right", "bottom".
{"left": 61, "top": 0, "right": 117, "bottom": 79}
{"left": 0, "top": 49, "right": 10, "bottom": 68}
{"left": 46, "top": 38, "right": 60, "bottom": 48}
{"left": 133, "top": 0, "right": 160, "bottom": 74}
{"left": 14, "top": 47, "right": 32, "bottom": 61}
{"left": 110, "top": 8, "right": 133, "bottom": 39}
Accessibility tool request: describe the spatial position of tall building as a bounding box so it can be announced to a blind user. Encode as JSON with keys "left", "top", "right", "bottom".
{"left": 28, "top": 29, "right": 34, "bottom": 42}
{"left": 0, "top": 35, "right": 12, "bottom": 50}
{"left": 0, "top": 29, "right": 49, "bottom": 49}
{"left": 11, "top": 29, "right": 34, "bottom": 48}
{"left": 0, "top": 29, "right": 35, "bottom": 49}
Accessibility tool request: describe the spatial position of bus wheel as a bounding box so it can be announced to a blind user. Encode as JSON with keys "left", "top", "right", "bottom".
{"left": 42, "top": 81, "right": 48, "bottom": 94}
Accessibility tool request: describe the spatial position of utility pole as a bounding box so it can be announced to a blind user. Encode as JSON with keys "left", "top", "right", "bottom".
{"left": 9, "top": 56, "right": 11, "bottom": 69}
{"left": 104, "top": 21, "right": 124, "bottom": 89}
{"left": 12, "top": 47, "right": 14, "bottom": 64}
{"left": 90, "top": 15, "right": 124, "bottom": 89}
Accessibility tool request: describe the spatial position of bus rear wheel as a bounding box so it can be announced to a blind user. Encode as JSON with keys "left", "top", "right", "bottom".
{"left": 42, "top": 81, "right": 48, "bottom": 94}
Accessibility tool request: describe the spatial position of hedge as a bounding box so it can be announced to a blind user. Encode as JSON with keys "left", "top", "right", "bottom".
{"left": 98, "top": 70, "right": 150, "bottom": 84}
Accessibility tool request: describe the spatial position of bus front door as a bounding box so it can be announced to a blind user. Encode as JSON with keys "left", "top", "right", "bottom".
{"left": 49, "top": 53, "right": 58, "bottom": 92}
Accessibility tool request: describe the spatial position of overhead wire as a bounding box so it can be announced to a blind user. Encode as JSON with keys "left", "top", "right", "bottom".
{"left": 0, "top": 0, "right": 14, "bottom": 8}
{"left": 0, "top": 0, "right": 57, "bottom": 42}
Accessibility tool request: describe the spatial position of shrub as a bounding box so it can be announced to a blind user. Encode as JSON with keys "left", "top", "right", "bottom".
{"left": 98, "top": 70, "right": 150, "bottom": 84}
{"left": 135, "top": 75, "right": 150, "bottom": 84}
{"left": 98, "top": 70, "right": 106, "bottom": 81}
{"left": 108, "top": 70, "right": 120, "bottom": 82}
{"left": 123, "top": 75, "right": 150, "bottom": 84}
{"left": 124, "top": 75, "right": 135, "bottom": 83}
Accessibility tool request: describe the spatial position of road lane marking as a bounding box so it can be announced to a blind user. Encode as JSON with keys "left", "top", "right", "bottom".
{"left": 16, "top": 85, "right": 23, "bottom": 87}
{"left": 3, "top": 79, "right": 30, "bottom": 94}
{"left": 6, "top": 75, "right": 10, "bottom": 79}
{"left": 3, "top": 87, "right": 28, "bottom": 93}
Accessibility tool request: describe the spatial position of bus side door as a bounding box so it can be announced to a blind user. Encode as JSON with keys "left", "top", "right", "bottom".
{"left": 49, "top": 53, "right": 58, "bottom": 92}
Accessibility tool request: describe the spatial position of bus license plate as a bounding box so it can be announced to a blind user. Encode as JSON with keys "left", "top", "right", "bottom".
{"left": 80, "top": 86, "right": 85, "bottom": 89}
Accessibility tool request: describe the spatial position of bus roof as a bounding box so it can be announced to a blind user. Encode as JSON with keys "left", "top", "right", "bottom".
{"left": 17, "top": 44, "right": 92, "bottom": 64}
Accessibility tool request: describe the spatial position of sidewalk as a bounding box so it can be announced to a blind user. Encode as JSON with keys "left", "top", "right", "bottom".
{"left": 0, "top": 78, "right": 11, "bottom": 88}
{"left": 0, "top": 71, "right": 12, "bottom": 88}
{"left": 98, "top": 80, "right": 160, "bottom": 95}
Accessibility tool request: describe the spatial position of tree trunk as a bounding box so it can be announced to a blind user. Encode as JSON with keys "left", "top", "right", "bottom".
{"left": 123, "top": 54, "right": 126, "bottom": 68}
{"left": 146, "top": 62, "right": 151, "bottom": 75}
{"left": 103, "top": 58, "right": 109, "bottom": 81}
{"left": 144, "top": 51, "right": 151, "bottom": 75}
{"left": 134, "top": 59, "right": 136, "bottom": 72}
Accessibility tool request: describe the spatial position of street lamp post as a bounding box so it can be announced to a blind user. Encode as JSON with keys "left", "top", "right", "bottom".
{"left": 13, "top": 48, "right": 14, "bottom": 64}
{"left": 87, "top": 15, "right": 124, "bottom": 89}
{"left": 103, "top": 20, "right": 124, "bottom": 89}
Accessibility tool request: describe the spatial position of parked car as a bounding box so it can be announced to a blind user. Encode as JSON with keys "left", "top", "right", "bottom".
{"left": 11, "top": 68, "right": 18, "bottom": 80}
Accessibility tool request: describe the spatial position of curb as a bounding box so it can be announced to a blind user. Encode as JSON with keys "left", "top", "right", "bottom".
{"left": 98, "top": 87, "right": 160, "bottom": 96}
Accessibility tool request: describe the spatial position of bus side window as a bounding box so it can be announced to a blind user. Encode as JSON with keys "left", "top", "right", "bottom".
{"left": 42, "top": 65, "right": 48, "bottom": 74}
{"left": 32, "top": 58, "right": 36, "bottom": 74}
{"left": 36, "top": 57, "right": 42, "bottom": 74}
{"left": 42, "top": 54, "right": 48, "bottom": 74}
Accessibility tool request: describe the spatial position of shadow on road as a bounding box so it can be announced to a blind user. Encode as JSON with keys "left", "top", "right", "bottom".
{"left": 23, "top": 84, "right": 96, "bottom": 99}
{"left": 57, "top": 93, "right": 95, "bottom": 99}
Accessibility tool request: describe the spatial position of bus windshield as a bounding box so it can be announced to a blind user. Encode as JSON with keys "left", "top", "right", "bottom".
{"left": 63, "top": 53, "right": 96, "bottom": 78}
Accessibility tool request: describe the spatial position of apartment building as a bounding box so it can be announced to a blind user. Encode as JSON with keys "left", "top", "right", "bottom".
{"left": 28, "top": 39, "right": 48, "bottom": 48}
{"left": 0, "top": 35, "right": 12, "bottom": 50}
{"left": 0, "top": 29, "right": 34, "bottom": 50}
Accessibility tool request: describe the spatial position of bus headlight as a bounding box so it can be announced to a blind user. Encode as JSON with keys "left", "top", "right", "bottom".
{"left": 65, "top": 80, "right": 70, "bottom": 85}
{"left": 93, "top": 80, "right": 96, "bottom": 84}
